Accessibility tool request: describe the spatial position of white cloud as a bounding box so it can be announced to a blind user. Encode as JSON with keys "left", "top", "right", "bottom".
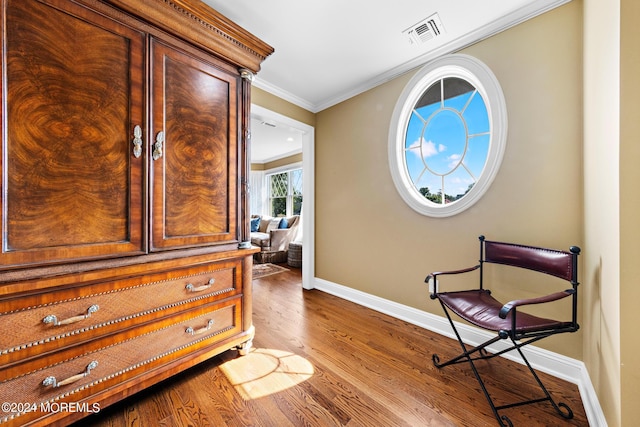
{"left": 450, "top": 176, "right": 473, "bottom": 185}
{"left": 407, "top": 138, "right": 446, "bottom": 160}
{"left": 447, "top": 153, "right": 462, "bottom": 169}
{"left": 423, "top": 140, "right": 439, "bottom": 157}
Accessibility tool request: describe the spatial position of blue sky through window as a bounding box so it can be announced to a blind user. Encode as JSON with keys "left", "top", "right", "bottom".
{"left": 404, "top": 82, "right": 490, "bottom": 201}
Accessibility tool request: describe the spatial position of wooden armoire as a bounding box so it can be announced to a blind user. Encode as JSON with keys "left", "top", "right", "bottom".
{"left": 0, "top": 0, "right": 272, "bottom": 425}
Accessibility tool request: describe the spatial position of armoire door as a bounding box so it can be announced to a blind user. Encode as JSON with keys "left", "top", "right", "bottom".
{"left": 149, "top": 37, "right": 239, "bottom": 251}
{"left": 0, "top": 0, "right": 146, "bottom": 268}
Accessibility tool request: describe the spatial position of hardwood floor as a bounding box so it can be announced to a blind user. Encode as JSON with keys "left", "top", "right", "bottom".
{"left": 80, "top": 265, "right": 588, "bottom": 426}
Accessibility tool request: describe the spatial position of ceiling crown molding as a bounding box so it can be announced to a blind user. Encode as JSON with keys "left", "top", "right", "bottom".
{"left": 258, "top": 0, "right": 572, "bottom": 113}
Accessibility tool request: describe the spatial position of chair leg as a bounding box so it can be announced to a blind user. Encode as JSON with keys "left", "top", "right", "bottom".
{"left": 433, "top": 304, "right": 574, "bottom": 425}
{"left": 432, "top": 306, "right": 502, "bottom": 368}
{"left": 434, "top": 304, "right": 512, "bottom": 426}
{"left": 508, "top": 339, "right": 574, "bottom": 420}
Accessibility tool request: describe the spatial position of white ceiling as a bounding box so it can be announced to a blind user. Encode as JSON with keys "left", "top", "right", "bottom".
{"left": 250, "top": 113, "right": 305, "bottom": 164}
{"left": 201, "top": 0, "right": 569, "bottom": 163}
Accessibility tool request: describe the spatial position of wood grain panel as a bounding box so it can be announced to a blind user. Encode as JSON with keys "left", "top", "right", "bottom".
{"left": 1, "top": 0, "right": 145, "bottom": 266}
{"left": 150, "top": 38, "right": 238, "bottom": 250}
{"left": 164, "top": 56, "right": 229, "bottom": 235}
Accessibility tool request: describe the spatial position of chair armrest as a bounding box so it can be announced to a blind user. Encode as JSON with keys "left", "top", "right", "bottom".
{"left": 499, "top": 289, "right": 575, "bottom": 319}
{"left": 269, "top": 228, "right": 295, "bottom": 251}
{"left": 426, "top": 265, "right": 480, "bottom": 298}
{"left": 425, "top": 265, "right": 480, "bottom": 282}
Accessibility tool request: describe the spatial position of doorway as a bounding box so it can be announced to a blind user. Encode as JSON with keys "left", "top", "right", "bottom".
{"left": 250, "top": 105, "right": 315, "bottom": 290}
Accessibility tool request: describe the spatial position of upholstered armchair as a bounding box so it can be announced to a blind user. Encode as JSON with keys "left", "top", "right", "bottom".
{"left": 250, "top": 215, "right": 300, "bottom": 263}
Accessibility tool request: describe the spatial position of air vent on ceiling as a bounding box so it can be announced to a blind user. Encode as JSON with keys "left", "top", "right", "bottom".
{"left": 403, "top": 13, "right": 445, "bottom": 45}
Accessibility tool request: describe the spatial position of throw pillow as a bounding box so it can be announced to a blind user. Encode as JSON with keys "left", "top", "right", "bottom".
{"left": 265, "top": 218, "right": 281, "bottom": 233}
{"left": 259, "top": 216, "right": 273, "bottom": 232}
{"left": 278, "top": 218, "right": 289, "bottom": 229}
{"left": 250, "top": 217, "right": 260, "bottom": 232}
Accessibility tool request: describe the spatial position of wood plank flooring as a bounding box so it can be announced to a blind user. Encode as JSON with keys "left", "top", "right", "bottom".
{"left": 79, "top": 265, "right": 588, "bottom": 426}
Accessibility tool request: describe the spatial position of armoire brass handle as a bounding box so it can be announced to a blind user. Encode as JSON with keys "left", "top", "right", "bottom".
{"left": 152, "top": 131, "right": 164, "bottom": 160}
{"left": 42, "top": 304, "right": 99, "bottom": 327}
{"left": 42, "top": 361, "right": 98, "bottom": 388}
{"left": 185, "top": 319, "right": 214, "bottom": 336}
{"left": 185, "top": 278, "right": 215, "bottom": 293}
{"left": 132, "top": 125, "right": 143, "bottom": 158}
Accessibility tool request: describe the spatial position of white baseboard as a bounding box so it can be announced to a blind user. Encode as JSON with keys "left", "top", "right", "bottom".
{"left": 313, "top": 278, "right": 607, "bottom": 427}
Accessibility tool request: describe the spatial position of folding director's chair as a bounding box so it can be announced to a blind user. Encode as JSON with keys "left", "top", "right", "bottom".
{"left": 426, "top": 235, "right": 581, "bottom": 426}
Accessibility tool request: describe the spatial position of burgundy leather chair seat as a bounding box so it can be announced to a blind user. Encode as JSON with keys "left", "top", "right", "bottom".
{"left": 437, "top": 289, "right": 573, "bottom": 334}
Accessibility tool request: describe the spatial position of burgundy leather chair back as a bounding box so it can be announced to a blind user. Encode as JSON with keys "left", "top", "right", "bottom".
{"left": 483, "top": 239, "right": 578, "bottom": 282}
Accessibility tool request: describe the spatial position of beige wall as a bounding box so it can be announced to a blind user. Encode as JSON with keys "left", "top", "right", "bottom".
{"left": 619, "top": 0, "right": 640, "bottom": 425}
{"left": 583, "top": 0, "right": 627, "bottom": 424}
{"left": 315, "top": 2, "right": 583, "bottom": 358}
{"left": 251, "top": 153, "right": 303, "bottom": 171}
{"left": 252, "top": 87, "right": 315, "bottom": 128}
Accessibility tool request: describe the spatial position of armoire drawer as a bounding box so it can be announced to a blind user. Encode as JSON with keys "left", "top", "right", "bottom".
{"left": 0, "top": 298, "right": 242, "bottom": 425}
{"left": 0, "top": 259, "right": 242, "bottom": 364}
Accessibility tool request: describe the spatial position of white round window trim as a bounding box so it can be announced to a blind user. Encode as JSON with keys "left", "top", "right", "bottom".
{"left": 388, "top": 54, "right": 507, "bottom": 218}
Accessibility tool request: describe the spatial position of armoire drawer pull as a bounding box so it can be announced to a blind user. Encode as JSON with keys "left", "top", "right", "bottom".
{"left": 185, "top": 278, "right": 215, "bottom": 292}
{"left": 185, "top": 319, "right": 214, "bottom": 336}
{"left": 42, "top": 361, "right": 98, "bottom": 388}
{"left": 42, "top": 304, "right": 100, "bottom": 327}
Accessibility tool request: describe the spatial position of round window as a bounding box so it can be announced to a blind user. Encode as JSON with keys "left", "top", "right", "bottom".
{"left": 388, "top": 54, "right": 507, "bottom": 217}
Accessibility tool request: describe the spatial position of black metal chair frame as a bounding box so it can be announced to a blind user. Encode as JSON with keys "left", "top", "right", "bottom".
{"left": 427, "top": 235, "right": 581, "bottom": 426}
